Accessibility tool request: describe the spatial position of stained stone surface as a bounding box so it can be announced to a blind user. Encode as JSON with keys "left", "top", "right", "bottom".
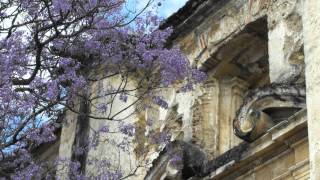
{"left": 302, "top": 0, "right": 320, "bottom": 179}
{"left": 49, "top": 0, "right": 317, "bottom": 179}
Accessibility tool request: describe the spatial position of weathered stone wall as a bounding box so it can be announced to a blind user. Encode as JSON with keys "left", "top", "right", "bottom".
{"left": 302, "top": 0, "right": 320, "bottom": 179}
{"left": 153, "top": 0, "right": 309, "bottom": 179}
{"left": 166, "top": 0, "right": 306, "bottom": 158}
{"left": 191, "top": 77, "right": 248, "bottom": 158}
{"left": 174, "top": 0, "right": 304, "bottom": 84}
{"left": 56, "top": 73, "right": 202, "bottom": 179}
{"left": 55, "top": 0, "right": 315, "bottom": 179}
{"left": 205, "top": 110, "right": 309, "bottom": 180}
{"left": 57, "top": 104, "right": 80, "bottom": 178}
{"left": 56, "top": 71, "right": 146, "bottom": 179}
{"left": 234, "top": 138, "right": 309, "bottom": 180}
{"left": 268, "top": 0, "right": 305, "bottom": 83}
{"left": 35, "top": 139, "right": 60, "bottom": 163}
{"left": 85, "top": 75, "right": 141, "bottom": 177}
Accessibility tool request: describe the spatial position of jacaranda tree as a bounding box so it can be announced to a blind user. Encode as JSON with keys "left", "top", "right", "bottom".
{"left": 0, "top": 0, "right": 205, "bottom": 179}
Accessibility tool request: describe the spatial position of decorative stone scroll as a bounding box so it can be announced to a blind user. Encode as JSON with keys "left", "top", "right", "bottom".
{"left": 233, "top": 84, "right": 306, "bottom": 142}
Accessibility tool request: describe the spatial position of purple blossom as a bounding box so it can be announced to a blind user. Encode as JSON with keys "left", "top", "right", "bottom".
{"left": 192, "top": 69, "right": 207, "bottom": 82}
{"left": 99, "top": 125, "right": 110, "bottom": 133}
{"left": 97, "top": 103, "right": 108, "bottom": 114}
{"left": 46, "top": 80, "right": 59, "bottom": 100}
{"left": 150, "top": 131, "right": 171, "bottom": 144}
{"left": 146, "top": 118, "right": 153, "bottom": 126}
{"left": 25, "top": 124, "right": 56, "bottom": 145}
{"left": 118, "top": 137, "right": 131, "bottom": 151}
{"left": 90, "top": 131, "right": 100, "bottom": 148}
{"left": 69, "top": 161, "right": 81, "bottom": 175}
{"left": 11, "top": 163, "right": 42, "bottom": 180}
{"left": 119, "top": 123, "right": 135, "bottom": 137}
{"left": 152, "top": 96, "right": 168, "bottom": 109}
{"left": 52, "top": 0, "right": 71, "bottom": 13}
{"left": 0, "top": 1, "right": 205, "bottom": 178}
{"left": 119, "top": 93, "right": 128, "bottom": 102}
{"left": 181, "top": 83, "right": 194, "bottom": 92}
{"left": 74, "top": 147, "right": 86, "bottom": 156}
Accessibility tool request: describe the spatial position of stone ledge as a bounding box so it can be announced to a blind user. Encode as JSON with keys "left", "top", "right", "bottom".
{"left": 203, "top": 109, "right": 307, "bottom": 179}
{"left": 272, "top": 159, "right": 309, "bottom": 180}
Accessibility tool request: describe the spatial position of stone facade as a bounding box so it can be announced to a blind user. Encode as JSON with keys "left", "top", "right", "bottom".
{"left": 147, "top": 0, "right": 314, "bottom": 179}
{"left": 41, "top": 0, "right": 320, "bottom": 179}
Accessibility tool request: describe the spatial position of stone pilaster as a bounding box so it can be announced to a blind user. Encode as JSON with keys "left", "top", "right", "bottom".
{"left": 192, "top": 78, "right": 220, "bottom": 158}
{"left": 191, "top": 77, "right": 248, "bottom": 158}
{"left": 219, "top": 77, "right": 248, "bottom": 154}
{"left": 56, "top": 102, "right": 81, "bottom": 178}
{"left": 302, "top": 0, "right": 320, "bottom": 179}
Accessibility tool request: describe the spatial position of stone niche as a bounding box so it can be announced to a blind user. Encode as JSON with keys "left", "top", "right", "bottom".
{"left": 192, "top": 17, "right": 271, "bottom": 158}
{"left": 202, "top": 17, "right": 270, "bottom": 88}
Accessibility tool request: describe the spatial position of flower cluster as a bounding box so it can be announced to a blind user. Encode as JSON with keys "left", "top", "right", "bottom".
{"left": 96, "top": 103, "right": 108, "bottom": 114}
{"left": 25, "top": 124, "right": 56, "bottom": 145}
{"left": 119, "top": 93, "right": 128, "bottom": 103}
{"left": 152, "top": 96, "right": 169, "bottom": 109}
{"left": 119, "top": 123, "right": 135, "bottom": 137}
{"left": 150, "top": 130, "right": 172, "bottom": 145}
{"left": 0, "top": 0, "right": 205, "bottom": 178}
{"left": 99, "top": 125, "right": 110, "bottom": 133}
{"left": 146, "top": 118, "right": 153, "bottom": 127}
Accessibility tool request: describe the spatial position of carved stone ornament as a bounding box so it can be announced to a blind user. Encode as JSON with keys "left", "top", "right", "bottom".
{"left": 233, "top": 84, "right": 306, "bottom": 142}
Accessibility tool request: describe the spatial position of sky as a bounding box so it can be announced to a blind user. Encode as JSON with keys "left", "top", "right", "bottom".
{"left": 157, "top": 0, "right": 188, "bottom": 17}
{"left": 126, "top": 0, "right": 188, "bottom": 18}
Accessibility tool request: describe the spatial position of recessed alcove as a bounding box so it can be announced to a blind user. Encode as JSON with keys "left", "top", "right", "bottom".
{"left": 199, "top": 17, "right": 306, "bottom": 143}
{"left": 190, "top": 17, "right": 272, "bottom": 156}
{"left": 262, "top": 107, "right": 302, "bottom": 124}
{"left": 203, "top": 17, "right": 270, "bottom": 89}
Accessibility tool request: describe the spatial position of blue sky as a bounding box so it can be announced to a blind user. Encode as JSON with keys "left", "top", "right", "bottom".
{"left": 125, "top": 0, "right": 188, "bottom": 18}
{"left": 157, "top": 0, "right": 188, "bottom": 17}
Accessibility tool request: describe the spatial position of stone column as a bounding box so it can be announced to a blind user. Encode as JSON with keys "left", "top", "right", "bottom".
{"left": 302, "top": 0, "right": 320, "bottom": 179}
{"left": 202, "top": 78, "right": 220, "bottom": 158}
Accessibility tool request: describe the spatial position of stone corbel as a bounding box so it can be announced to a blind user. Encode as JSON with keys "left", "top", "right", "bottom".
{"left": 233, "top": 84, "right": 305, "bottom": 142}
